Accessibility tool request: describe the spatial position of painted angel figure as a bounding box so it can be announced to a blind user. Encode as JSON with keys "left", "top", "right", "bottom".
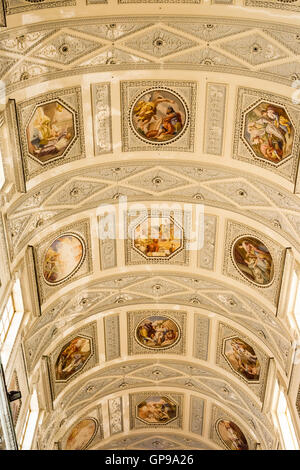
{"left": 133, "top": 91, "right": 175, "bottom": 134}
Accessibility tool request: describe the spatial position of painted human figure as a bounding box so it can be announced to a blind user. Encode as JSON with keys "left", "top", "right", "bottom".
{"left": 133, "top": 92, "right": 175, "bottom": 134}
{"left": 240, "top": 240, "right": 271, "bottom": 284}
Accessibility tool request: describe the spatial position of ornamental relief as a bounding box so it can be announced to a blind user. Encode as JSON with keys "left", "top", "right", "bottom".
{"left": 0, "top": 215, "right": 10, "bottom": 299}
{"left": 122, "top": 26, "right": 198, "bottom": 59}
{"left": 4, "top": 160, "right": 300, "bottom": 263}
{"left": 108, "top": 397, "right": 123, "bottom": 435}
{"left": 96, "top": 433, "right": 212, "bottom": 451}
{"left": 41, "top": 358, "right": 273, "bottom": 444}
{"left": 5, "top": 0, "right": 75, "bottom": 15}
{"left": 22, "top": 271, "right": 290, "bottom": 375}
{"left": 91, "top": 82, "right": 112, "bottom": 155}
{"left": 1, "top": 17, "right": 300, "bottom": 94}
{"left": 104, "top": 314, "right": 121, "bottom": 361}
{"left": 245, "top": 0, "right": 300, "bottom": 12}
{"left": 203, "top": 83, "right": 227, "bottom": 156}
{"left": 190, "top": 396, "right": 205, "bottom": 436}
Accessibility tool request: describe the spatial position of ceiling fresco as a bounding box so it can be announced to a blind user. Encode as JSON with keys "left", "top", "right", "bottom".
{"left": 0, "top": 0, "right": 299, "bottom": 452}
{"left": 121, "top": 80, "right": 196, "bottom": 152}
{"left": 15, "top": 87, "right": 85, "bottom": 182}
{"left": 233, "top": 88, "right": 300, "bottom": 182}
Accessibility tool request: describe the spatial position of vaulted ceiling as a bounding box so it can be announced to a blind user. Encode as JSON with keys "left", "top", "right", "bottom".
{"left": 0, "top": 0, "right": 300, "bottom": 451}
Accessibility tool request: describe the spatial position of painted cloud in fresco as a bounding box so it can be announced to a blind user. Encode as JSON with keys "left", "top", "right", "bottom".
{"left": 133, "top": 216, "right": 183, "bottom": 259}
{"left": 232, "top": 236, "right": 274, "bottom": 286}
{"left": 136, "top": 315, "right": 180, "bottom": 349}
{"left": 26, "top": 101, "right": 75, "bottom": 163}
{"left": 131, "top": 89, "right": 186, "bottom": 144}
{"left": 224, "top": 337, "right": 260, "bottom": 381}
{"left": 137, "top": 395, "right": 177, "bottom": 424}
{"left": 55, "top": 336, "right": 91, "bottom": 381}
{"left": 244, "top": 102, "right": 293, "bottom": 164}
{"left": 43, "top": 234, "right": 84, "bottom": 284}
{"left": 65, "top": 418, "right": 97, "bottom": 450}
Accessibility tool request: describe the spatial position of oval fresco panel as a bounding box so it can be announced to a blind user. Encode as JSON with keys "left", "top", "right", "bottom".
{"left": 217, "top": 419, "right": 248, "bottom": 450}
{"left": 135, "top": 315, "right": 180, "bottom": 349}
{"left": 43, "top": 234, "right": 84, "bottom": 284}
{"left": 55, "top": 336, "right": 91, "bottom": 381}
{"left": 27, "top": 101, "right": 75, "bottom": 163}
{"left": 244, "top": 102, "right": 294, "bottom": 164}
{"left": 232, "top": 236, "right": 274, "bottom": 286}
{"left": 65, "top": 418, "right": 97, "bottom": 450}
{"left": 131, "top": 89, "right": 187, "bottom": 144}
{"left": 137, "top": 395, "right": 177, "bottom": 424}
{"left": 224, "top": 337, "right": 260, "bottom": 381}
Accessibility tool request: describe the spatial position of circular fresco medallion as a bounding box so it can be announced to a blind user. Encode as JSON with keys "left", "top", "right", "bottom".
{"left": 130, "top": 88, "right": 187, "bottom": 144}
{"left": 65, "top": 418, "right": 97, "bottom": 450}
{"left": 43, "top": 233, "right": 85, "bottom": 285}
{"left": 216, "top": 419, "right": 248, "bottom": 450}
{"left": 135, "top": 315, "right": 180, "bottom": 350}
{"left": 232, "top": 236, "right": 274, "bottom": 286}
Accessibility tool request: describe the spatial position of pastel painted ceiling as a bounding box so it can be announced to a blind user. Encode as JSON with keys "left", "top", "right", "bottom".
{"left": 0, "top": 0, "right": 300, "bottom": 451}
